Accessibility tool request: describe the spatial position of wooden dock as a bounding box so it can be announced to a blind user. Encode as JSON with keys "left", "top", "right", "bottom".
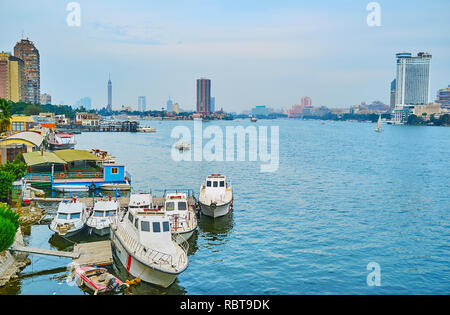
{"left": 73, "top": 241, "right": 113, "bottom": 267}
{"left": 9, "top": 241, "right": 113, "bottom": 267}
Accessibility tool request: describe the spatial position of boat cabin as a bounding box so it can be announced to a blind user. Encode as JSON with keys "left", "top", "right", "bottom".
{"left": 164, "top": 193, "right": 188, "bottom": 214}
{"left": 129, "top": 193, "right": 152, "bottom": 209}
{"left": 204, "top": 174, "right": 228, "bottom": 191}
{"left": 92, "top": 198, "right": 119, "bottom": 218}
{"left": 56, "top": 198, "right": 85, "bottom": 222}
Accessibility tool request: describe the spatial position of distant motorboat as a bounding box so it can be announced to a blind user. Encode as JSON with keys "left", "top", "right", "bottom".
{"left": 137, "top": 126, "right": 156, "bottom": 133}
{"left": 48, "top": 132, "right": 76, "bottom": 150}
{"left": 99, "top": 180, "right": 131, "bottom": 191}
{"left": 250, "top": 117, "right": 258, "bottom": 122}
{"left": 174, "top": 141, "right": 190, "bottom": 151}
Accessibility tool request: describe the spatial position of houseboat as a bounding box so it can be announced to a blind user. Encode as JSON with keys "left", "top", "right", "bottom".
{"left": 198, "top": 174, "right": 233, "bottom": 218}
{"left": 22, "top": 149, "right": 132, "bottom": 192}
{"left": 48, "top": 132, "right": 76, "bottom": 150}
{"left": 110, "top": 206, "right": 189, "bottom": 288}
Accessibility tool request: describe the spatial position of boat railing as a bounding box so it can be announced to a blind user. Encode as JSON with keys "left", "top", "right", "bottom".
{"left": 24, "top": 173, "right": 52, "bottom": 183}
{"left": 54, "top": 170, "right": 104, "bottom": 180}
{"left": 114, "top": 221, "right": 187, "bottom": 270}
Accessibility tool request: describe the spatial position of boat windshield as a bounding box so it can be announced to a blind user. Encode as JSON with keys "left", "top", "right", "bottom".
{"left": 166, "top": 202, "right": 175, "bottom": 211}
{"left": 178, "top": 202, "right": 187, "bottom": 211}
{"left": 94, "top": 211, "right": 105, "bottom": 217}
{"left": 58, "top": 213, "right": 69, "bottom": 220}
{"left": 106, "top": 210, "right": 116, "bottom": 217}
{"left": 71, "top": 213, "right": 81, "bottom": 220}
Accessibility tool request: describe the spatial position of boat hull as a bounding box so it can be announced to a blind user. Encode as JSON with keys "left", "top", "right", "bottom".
{"left": 199, "top": 200, "right": 232, "bottom": 218}
{"left": 49, "top": 224, "right": 85, "bottom": 238}
{"left": 53, "top": 185, "right": 89, "bottom": 192}
{"left": 172, "top": 229, "right": 195, "bottom": 244}
{"left": 90, "top": 227, "right": 110, "bottom": 236}
{"left": 111, "top": 230, "right": 177, "bottom": 288}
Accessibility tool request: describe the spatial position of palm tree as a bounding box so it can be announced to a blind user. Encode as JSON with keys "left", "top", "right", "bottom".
{"left": 0, "top": 98, "right": 12, "bottom": 133}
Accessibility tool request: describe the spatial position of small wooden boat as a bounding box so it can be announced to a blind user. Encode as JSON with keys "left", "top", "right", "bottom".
{"left": 75, "top": 267, "right": 127, "bottom": 295}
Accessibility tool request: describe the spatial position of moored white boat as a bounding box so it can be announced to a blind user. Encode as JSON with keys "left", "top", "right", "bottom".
{"left": 53, "top": 185, "right": 90, "bottom": 192}
{"left": 99, "top": 180, "right": 131, "bottom": 191}
{"left": 174, "top": 141, "right": 190, "bottom": 151}
{"left": 164, "top": 193, "right": 197, "bottom": 244}
{"left": 110, "top": 205, "right": 189, "bottom": 288}
{"left": 198, "top": 174, "right": 233, "bottom": 218}
{"left": 137, "top": 126, "right": 156, "bottom": 133}
{"left": 49, "top": 198, "right": 88, "bottom": 237}
{"left": 86, "top": 197, "right": 120, "bottom": 236}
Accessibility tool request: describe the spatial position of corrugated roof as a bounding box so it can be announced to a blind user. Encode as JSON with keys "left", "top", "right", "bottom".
{"left": 2, "top": 131, "right": 44, "bottom": 147}
{"left": 54, "top": 149, "right": 102, "bottom": 162}
{"left": 23, "top": 151, "right": 67, "bottom": 166}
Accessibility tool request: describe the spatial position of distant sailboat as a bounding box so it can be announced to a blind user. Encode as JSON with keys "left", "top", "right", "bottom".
{"left": 375, "top": 114, "right": 383, "bottom": 133}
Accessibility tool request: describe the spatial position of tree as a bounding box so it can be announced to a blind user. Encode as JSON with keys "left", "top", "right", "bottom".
{"left": 0, "top": 203, "right": 20, "bottom": 252}
{"left": 0, "top": 171, "right": 15, "bottom": 201}
{"left": 0, "top": 98, "right": 12, "bottom": 133}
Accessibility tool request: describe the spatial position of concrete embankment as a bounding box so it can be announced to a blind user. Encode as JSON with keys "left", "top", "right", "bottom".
{"left": 0, "top": 228, "right": 31, "bottom": 287}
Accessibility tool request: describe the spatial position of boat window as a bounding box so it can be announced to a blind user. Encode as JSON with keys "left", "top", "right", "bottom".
{"left": 94, "top": 211, "right": 104, "bottom": 217}
{"left": 141, "top": 221, "right": 150, "bottom": 232}
{"left": 106, "top": 211, "right": 116, "bottom": 217}
{"left": 71, "top": 213, "right": 81, "bottom": 220}
{"left": 207, "top": 181, "right": 212, "bottom": 187}
{"left": 166, "top": 202, "right": 175, "bottom": 211}
{"left": 134, "top": 218, "right": 139, "bottom": 229}
{"left": 153, "top": 222, "right": 161, "bottom": 233}
{"left": 58, "top": 213, "right": 69, "bottom": 220}
{"left": 163, "top": 221, "right": 170, "bottom": 232}
{"left": 178, "top": 202, "right": 187, "bottom": 211}
{"left": 213, "top": 181, "right": 218, "bottom": 187}
{"left": 128, "top": 212, "right": 134, "bottom": 223}
{"left": 111, "top": 167, "right": 119, "bottom": 174}
{"left": 220, "top": 181, "right": 225, "bottom": 187}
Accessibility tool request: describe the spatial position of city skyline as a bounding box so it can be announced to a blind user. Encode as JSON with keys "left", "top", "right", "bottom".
{"left": 0, "top": 1, "right": 449, "bottom": 111}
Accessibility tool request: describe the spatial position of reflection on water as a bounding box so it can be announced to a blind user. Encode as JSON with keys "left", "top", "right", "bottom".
{"left": 197, "top": 212, "right": 235, "bottom": 247}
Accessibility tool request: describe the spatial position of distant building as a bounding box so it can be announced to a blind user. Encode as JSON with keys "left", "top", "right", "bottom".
{"left": 197, "top": 78, "right": 211, "bottom": 114}
{"left": 301, "top": 96, "right": 312, "bottom": 107}
{"left": 413, "top": 103, "right": 445, "bottom": 120}
{"left": 75, "top": 97, "right": 92, "bottom": 110}
{"left": 436, "top": 85, "right": 450, "bottom": 109}
{"left": 288, "top": 104, "right": 304, "bottom": 118}
{"left": 211, "top": 97, "right": 215, "bottom": 113}
{"left": 390, "top": 79, "right": 396, "bottom": 109}
{"left": 173, "top": 102, "right": 180, "bottom": 114}
{"left": 0, "top": 52, "right": 26, "bottom": 102}
{"left": 252, "top": 105, "right": 270, "bottom": 117}
{"left": 40, "top": 93, "right": 51, "bottom": 105}
{"left": 76, "top": 112, "right": 100, "bottom": 126}
{"left": 14, "top": 39, "right": 40, "bottom": 104}
{"left": 138, "top": 96, "right": 146, "bottom": 112}
{"left": 166, "top": 97, "right": 173, "bottom": 112}
{"left": 302, "top": 106, "right": 314, "bottom": 116}
{"left": 107, "top": 74, "right": 112, "bottom": 112}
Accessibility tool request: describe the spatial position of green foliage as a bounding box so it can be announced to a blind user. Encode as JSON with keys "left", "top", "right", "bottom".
{"left": 406, "top": 114, "right": 425, "bottom": 126}
{"left": 0, "top": 171, "right": 15, "bottom": 201}
{"left": 0, "top": 159, "right": 27, "bottom": 181}
{"left": 0, "top": 203, "right": 20, "bottom": 252}
{"left": 24, "top": 104, "right": 41, "bottom": 116}
{"left": 0, "top": 98, "right": 12, "bottom": 133}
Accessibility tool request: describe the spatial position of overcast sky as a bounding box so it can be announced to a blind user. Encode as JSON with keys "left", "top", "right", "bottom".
{"left": 1, "top": 0, "right": 449, "bottom": 112}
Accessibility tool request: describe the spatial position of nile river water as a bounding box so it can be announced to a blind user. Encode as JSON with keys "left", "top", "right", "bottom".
{"left": 1, "top": 119, "right": 449, "bottom": 295}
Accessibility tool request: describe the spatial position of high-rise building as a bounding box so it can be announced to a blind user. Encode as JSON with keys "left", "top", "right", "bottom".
{"left": 197, "top": 78, "right": 211, "bottom": 114}
{"left": 166, "top": 97, "right": 173, "bottom": 112}
{"left": 436, "top": 85, "right": 450, "bottom": 109}
{"left": 138, "top": 96, "right": 146, "bottom": 112}
{"left": 107, "top": 74, "right": 112, "bottom": 112}
{"left": 75, "top": 97, "right": 91, "bottom": 110}
{"left": 40, "top": 93, "right": 51, "bottom": 104}
{"left": 173, "top": 102, "right": 180, "bottom": 114}
{"left": 0, "top": 52, "right": 26, "bottom": 102}
{"left": 14, "top": 39, "right": 40, "bottom": 104}
{"left": 301, "top": 96, "right": 312, "bottom": 107}
{"left": 390, "top": 79, "right": 396, "bottom": 109}
{"left": 211, "top": 97, "right": 215, "bottom": 113}
{"left": 395, "top": 52, "right": 432, "bottom": 106}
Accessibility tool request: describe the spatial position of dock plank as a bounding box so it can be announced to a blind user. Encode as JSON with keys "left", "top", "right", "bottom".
{"left": 10, "top": 245, "right": 80, "bottom": 259}
{"left": 73, "top": 241, "right": 113, "bottom": 267}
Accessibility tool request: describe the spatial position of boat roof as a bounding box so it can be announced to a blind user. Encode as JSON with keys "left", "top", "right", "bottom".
{"left": 58, "top": 200, "right": 84, "bottom": 213}
{"left": 206, "top": 174, "right": 226, "bottom": 179}
{"left": 23, "top": 151, "right": 67, "bottom": 166}
{"left": 129, "top": 193, "right": 152, "bottom": 206}
{"left": 165, "top": 193, "right": 187, "bottom": 200}
{"left": 93, "top": 200, "right": 118, "bottom": 211}
{"left": 54, "top": 149, "right": 102, "bottom": 162}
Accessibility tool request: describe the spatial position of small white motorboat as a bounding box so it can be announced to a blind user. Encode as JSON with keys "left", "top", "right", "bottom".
{"left": 111, "top": 205, "right": 189, "bottom": 288}
{"left": 53, "top": 185, "right": 89, "bottom": 192}
{"left": 86, "top": 197, "right": 120, "bottom": 236}
{"left": 99, "top": 180, "right": 131, "bottom": 191}
{"left": 137, "top": 127, "right": 156, "bottom": 133}
{"left": 174, "top": 141, "right": 190, "bottom": 151}
{"left": 198, "top": 174, "right": 233, "bottom": 218}
{"left": 49, "top": 198, "right": 88, "bottom": 237}
{"left": 164, "top": 193, "right": 197, "bottom": 244}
